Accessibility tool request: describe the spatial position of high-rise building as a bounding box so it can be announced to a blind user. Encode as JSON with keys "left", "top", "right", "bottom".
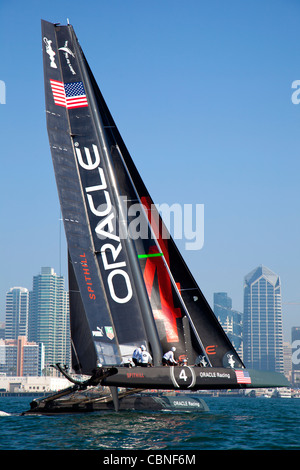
{"left": 283, "top": 341, "right": 292, "bottom": 382}
{"left": 28, "top": 267, "right": 70, "bottom": 372}
{"left": 213, "top": 292, "right": 243, "bottom": 359}
{"left": 243, "top": 265, "right": 284, "bottom": 373}
{"left": 5, "top": 287, "right": 29, "bottom": 340}
{"left": 0, "top": 337, "right": 44, "bottom": 376}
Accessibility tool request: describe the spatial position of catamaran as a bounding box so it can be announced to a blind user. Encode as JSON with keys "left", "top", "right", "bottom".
{"left": 25, "top": 20, "right": 288, "bottom": 413}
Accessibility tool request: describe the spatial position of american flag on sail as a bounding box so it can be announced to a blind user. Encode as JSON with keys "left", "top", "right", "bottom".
{"left": 50, "top": 80, "right": 88, "bottom": 108}
{"left": 235, "top": 370, "right": 251, "bottom": 384}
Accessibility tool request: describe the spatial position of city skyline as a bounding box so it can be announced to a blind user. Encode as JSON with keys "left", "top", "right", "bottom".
{"left": 2, "top": 267, "right": 70, "bottom": 376}
{"left": 2, "top": 263, "right": 297, "bottom": 346}
{"left": 1, "top": 266, "right": 298, "bottom": 385}
{"left": 0, "top": 1, "right": 299, "bottom": 343}
{"left": 0, "top": 264, "right": 293, "bottom": 375}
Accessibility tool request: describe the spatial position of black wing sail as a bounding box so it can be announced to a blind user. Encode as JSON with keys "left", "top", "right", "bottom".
{"left": 76, "top": 45, "right": 244, "bottom": 369}
{"left": 42, "top": 19, "right": 243, "bottom": 374}
{"left": 41, "top": 20, "right": 162, "bottom": 373}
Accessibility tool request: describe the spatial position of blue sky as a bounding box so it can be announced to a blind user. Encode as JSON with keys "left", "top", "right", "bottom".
{"left": 0, "top": 0, "right": 299, "bottom": 340}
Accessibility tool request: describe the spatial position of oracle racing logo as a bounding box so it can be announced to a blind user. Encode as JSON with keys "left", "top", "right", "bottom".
{"left": 75, "top": 141, "right": 132, "bottom": 305}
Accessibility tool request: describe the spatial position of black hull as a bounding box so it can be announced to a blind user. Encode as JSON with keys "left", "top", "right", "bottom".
{"left": 102, "top": 365, "right": 289, "bottom": 390}
{"left": 23, "top": 365, "right": 288, "bottom": 415}
{"left": 23, "top": 392, "right": 209, "bottom": 415}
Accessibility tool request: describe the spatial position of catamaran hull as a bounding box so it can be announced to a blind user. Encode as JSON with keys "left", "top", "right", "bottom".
{"left": 22, "top": 365, "right": 288, "bottom": 415}
{"left": 23, "top": 392, "right": 209, "bottom": 414}
{"left": 102, "top": 366, "right": 289, "bottom": 390}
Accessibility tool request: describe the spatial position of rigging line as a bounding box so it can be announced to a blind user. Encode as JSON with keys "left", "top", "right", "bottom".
{"left": 113, "top": 144, "right": 212, "bottom": 367}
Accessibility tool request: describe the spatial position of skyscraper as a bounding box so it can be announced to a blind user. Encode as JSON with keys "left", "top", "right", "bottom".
{"left": 0, "top": 337, "right": 44, "bottom": 377}
{"left": 28, "top": 267, "right": 70, "bottom": 371}
{"left": 243, "top": 265, "right": 284, "bottom": 373}
{"left": 5, "top": 287, "right": 29, "bottom": 340}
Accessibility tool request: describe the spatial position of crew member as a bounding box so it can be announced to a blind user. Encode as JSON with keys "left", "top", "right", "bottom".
{"left": 140, "top": 345, "right": 152, "bottom": 367}
{"left": 162, "top": 347, "right": 178, "bottom": 366}
{"left": 132, "top": 346, "right": 142, "bottom": 366}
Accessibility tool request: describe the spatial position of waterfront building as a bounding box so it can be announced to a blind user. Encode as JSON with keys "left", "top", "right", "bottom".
{"left": 0, "top": 337, "right": 44, "bottom": 376}
{"left": 243, "top": 265, "right": 284, "bottom": 373}
{"left": 213, "top": 292, "right": 243, "bottom": 359}
{"left": 5, "top": 287, "right": 29, "bottom": 340}
{"left": 18, "top": 336, "right": 45, "bottom": 376}
{"left": 28, "top": 267, "right": 70, "bottom": 372}
{"left": 283, "top": 341, "right": 292, "bottom": 382}
{"left": 0, "top": 375, "right": 70, "bottom": 393}
{"left": 0, "top": 339, "right": 17, "bottom": 375}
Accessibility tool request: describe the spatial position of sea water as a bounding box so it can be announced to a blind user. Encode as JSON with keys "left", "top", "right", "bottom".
{"left": 0, "top": 396, "right": 299, "bottom": 451}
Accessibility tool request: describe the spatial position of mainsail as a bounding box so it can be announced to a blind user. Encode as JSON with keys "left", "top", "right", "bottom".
{"left": 41, "top": 20, "right": 244, "bottom": 376}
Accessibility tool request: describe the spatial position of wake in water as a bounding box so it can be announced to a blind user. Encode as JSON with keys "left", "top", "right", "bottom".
{"left": 0, "top": 410, "right": 11, "bottom": 416}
